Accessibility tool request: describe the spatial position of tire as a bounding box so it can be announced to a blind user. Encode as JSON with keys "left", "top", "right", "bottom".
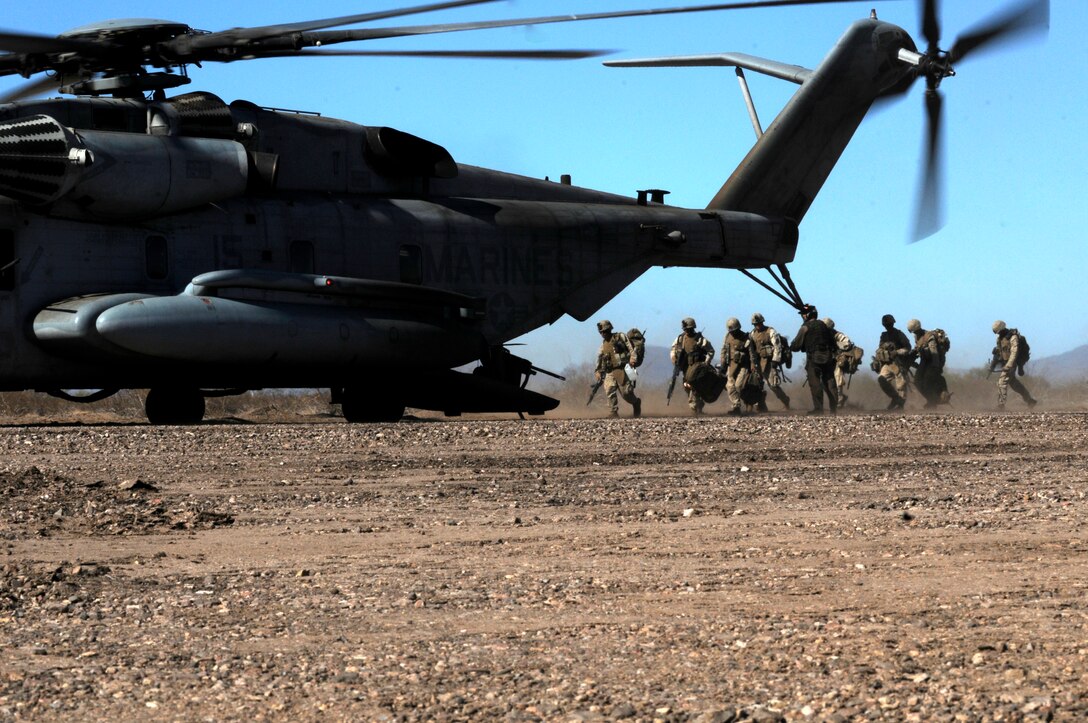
{"left": 145, "top": 388, "right": 206, "bottom": 425}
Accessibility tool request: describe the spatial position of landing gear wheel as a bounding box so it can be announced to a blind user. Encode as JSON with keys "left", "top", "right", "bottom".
{"left": 339, "top": 388, "right": 405, "bottom": 423}
{"left": 145, "top": 387, "right": 206, "bottom": 425}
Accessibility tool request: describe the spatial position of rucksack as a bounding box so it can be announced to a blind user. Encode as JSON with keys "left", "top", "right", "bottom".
{"left": 684, "top": 361, "right": 726, "bottom": 403}
{"left": 1010, "top": 328, "right": 1030, "bottom": 372}
{"left": 932, "top": 328, "right": 951, "bottom": 353}
{"left": 780, "top": 344, "right": 793, "bottom": 369}
{"left": 626, "top": 329, "right": 646, "bottom": 368}
{"left": 842, "top": 345, "right": 864, "bottom": 374}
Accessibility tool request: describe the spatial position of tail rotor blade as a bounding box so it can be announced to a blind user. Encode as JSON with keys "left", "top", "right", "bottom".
{"left": 921, "top": 0, "right": 941, "bottom": 51}
{"left": 950, "top": 0, "right": 1049, "bottom": 63}
{"left": 912, "top": 89, "right": 945, "bottom": 242}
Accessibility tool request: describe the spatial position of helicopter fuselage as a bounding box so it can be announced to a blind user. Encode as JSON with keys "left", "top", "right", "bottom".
{"left": 0, "top": 91, "right": 799, "bottom": 393}
{"left": 0, "top": 16, "right": 935, "bottom": 420}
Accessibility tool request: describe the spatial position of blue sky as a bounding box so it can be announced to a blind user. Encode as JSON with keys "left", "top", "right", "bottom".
{"left": 2, "top": 1, "right": 1084, "bottom": 373}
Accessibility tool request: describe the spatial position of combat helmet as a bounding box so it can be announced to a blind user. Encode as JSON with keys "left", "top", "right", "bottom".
{"left": 822, "top": 317, "right": 835, "bottom": 330}
{"left": 681, "top": 317, "right": 697, "bottom": 331}
{"left": 751, "top": 312, "right": 765, "bottom": 325}
{"left": 596, "top": 319, "right": 613, "bottom": 333}
{"left": 992, "top": 320, "right": 1007, "bottom": 334}
{"left": 726, "top": 317, "right": 740, "bottom": 331}
{"left": 881, "top": 313, "right": 896, "bottom": 325}
{"left": 906, "top": 318, "right": 922, "bottom": 333}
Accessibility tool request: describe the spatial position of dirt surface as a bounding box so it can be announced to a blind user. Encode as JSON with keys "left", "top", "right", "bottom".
{"left": 2, "top": 412, "right": 1087, "bottom": 721}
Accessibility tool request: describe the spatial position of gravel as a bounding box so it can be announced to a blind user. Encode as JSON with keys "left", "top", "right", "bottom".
{"left": 1, "top": 412, "right": 1086, "bottom": 720}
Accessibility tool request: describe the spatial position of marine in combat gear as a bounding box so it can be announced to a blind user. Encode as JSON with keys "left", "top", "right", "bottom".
{"left": 823, "top": 317, "right": 858, "bottom": 408}
{"left": 594, "top": 320, "right": 641, "bottom": 418}
{"left": 670, "top": 317, "right": 715, "bottom": 415}
{"left": 873, "top": 313, "right": 912, "bottom": 410}
{"left": 907, "top": 318, "right": 952, "bottom": 408}
{"left": 749, "top": 312, "right": 790, "bottom": 411}
{"left": 790, "top": 305, "right": 838, "bottom": 414}
{"left": 720, "top": 317, "right": 758, "bottom": 415}
{"left": 991, "top": 320, "right": 1037, "bottom": 410}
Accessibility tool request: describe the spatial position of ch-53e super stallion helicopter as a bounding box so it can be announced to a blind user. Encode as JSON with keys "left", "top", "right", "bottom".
{"left": 0, "top": 0, "right": 1047, "bottom": 423}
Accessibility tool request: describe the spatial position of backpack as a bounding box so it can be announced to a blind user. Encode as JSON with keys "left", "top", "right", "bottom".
{"left": 626, "top": 328, "right": 646, "bottom": 368}
{"left": 1010, "top": 329, "right": 1030, "bottom": 373}
{"left": 932, "top": 328, "right": 951, "bottom": 353}
{"left": 780, "top": 344, "right": 793, "bottom": 370}
{"left": 842, "top": 345, "right": 864, "bottom": 374}
{"left": 684, "top": 361, "right": 726, "bottom": 404}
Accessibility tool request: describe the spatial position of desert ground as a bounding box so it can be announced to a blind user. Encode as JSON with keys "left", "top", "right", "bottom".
{"left": 2, "top": 405, "right": 1087, "bottom": 721}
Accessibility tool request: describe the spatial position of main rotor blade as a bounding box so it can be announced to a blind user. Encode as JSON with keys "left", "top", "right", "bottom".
{"left": 0, "top": 74, "right": 59, "bottom": 103}
{"left": 180, "top": 0, "right": 501, "bottom": 50}
{"left": 302, "top": 0, "right": 897, "bottom": 45}
{"left": 912, "top": 89, "right": 945, "bottom": 243}
{"left": 921, "top": 0, "right": 940, "bottom": 52}
{"left": 950, "top": 0, "right": 1049, "bottom": 63}
{"left": 0, "top": 28, "right": 105, "bottom": 55}
{"left": 256, "top": 48, "right": 612, "bottom": 60}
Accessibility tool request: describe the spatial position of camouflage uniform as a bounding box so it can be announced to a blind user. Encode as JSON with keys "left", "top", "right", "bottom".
{"left": 790, "top": 306, "right": 838, "bottom": 414}
{"left": 670, "top": 317, "right": 715, "bottom": 415}
{"left": 720, "top": 317, "right": 757, "bottom": 415}
{"left": 749, "top": 313, "right": 790, "bottom": 411}
{"left": 823, "top": 318, "right": 854, "bottom": 407}
{"left": 907, "top": 319, "right": 951, "bottom": 408}
{"left": 875, "top": 314, "right": 911, "bottom": 410}
{"left": 992, "top": 320, "right": 1036, "bottom": 410}
{"left": 595, "top": 320, "right": 641, "bottom": 417}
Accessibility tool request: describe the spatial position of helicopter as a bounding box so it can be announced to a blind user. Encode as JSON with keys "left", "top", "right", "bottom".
{"left": 0, "top": 0, "right": 1049, "bottom": 423}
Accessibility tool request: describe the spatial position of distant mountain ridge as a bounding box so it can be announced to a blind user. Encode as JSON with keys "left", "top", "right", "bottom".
{"left": 1031, "top": 344, "right": 1088, "bottom": 383}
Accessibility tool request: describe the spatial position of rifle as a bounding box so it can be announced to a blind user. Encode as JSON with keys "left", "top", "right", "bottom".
{"left": 586, "top": 378, "right": 603, "bottom": 405}
{"left": 985, "top": 357, "right": 1002, "bottom": 379}
{"left": 666, "top": 362, "right": 682, "bottom": 406}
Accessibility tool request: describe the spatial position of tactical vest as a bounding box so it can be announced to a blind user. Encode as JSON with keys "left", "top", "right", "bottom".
{"left": 598, "top": 333, "right": 629, "bottom": 372}
{"left": 725, "top": 330, "right": 751, "bottom": 366}
{"left": 878, "top": 329, "right": 909, "bottom": 366}
{"left": 997, "top": 330, "right": 1028, "bottom": 366}
{"left": 677, "top": 333, "right": 710, "bottom": 368}
{"left": 750, "top": 327, "right": 776, "bottom": 359}
{"left": 801, "top": 320, "right": 834, "bottom": 362}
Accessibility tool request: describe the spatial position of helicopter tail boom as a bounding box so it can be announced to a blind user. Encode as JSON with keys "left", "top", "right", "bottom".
{"left": 610, "top": 19, "right": 916, "bottom": 223}
{"left": 707, "top": 19, "right": 917, "bottom": 220}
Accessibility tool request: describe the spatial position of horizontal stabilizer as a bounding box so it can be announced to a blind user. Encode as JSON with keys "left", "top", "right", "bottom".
{"left": 605, "top": 53, "right": 812, "bottom": 84}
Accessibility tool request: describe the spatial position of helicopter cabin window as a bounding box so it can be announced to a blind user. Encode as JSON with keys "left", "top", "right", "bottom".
{"left": 145, "top": 236, "right": 169, "bottom": 280}
{"left": 289, "top": 241, "right": 315, "bottom": 274}
{"left": 0, "top": 230, "right": 14, "bottom": 291}
{"left": 399, "top": 245, "right": 423, "bottom": 285}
